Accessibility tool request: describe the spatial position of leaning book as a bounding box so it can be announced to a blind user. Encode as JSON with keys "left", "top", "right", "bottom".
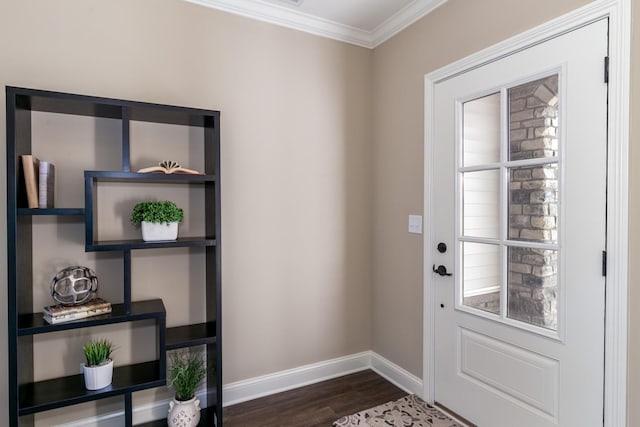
{"left": 43, "top": 297, "right": 112, "bottom": 324}
{"left": 21, "top": 154, "right": 39, "bottom": 208}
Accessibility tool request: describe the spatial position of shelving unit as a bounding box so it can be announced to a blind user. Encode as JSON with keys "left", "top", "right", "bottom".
{"left": 6, "top": 86, "right": 222, "bottom": 426}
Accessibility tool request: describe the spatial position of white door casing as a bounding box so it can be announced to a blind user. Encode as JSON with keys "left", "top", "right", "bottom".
{"left": 423, "top": 1, "right": 630, "bottom": 426}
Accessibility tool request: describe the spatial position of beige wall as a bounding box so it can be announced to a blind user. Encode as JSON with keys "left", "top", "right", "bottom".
{"left": 0, "top": 0, "right": 373, "bottom": 423}
{"left": 2, "top": 0, "right": 640, "bottom": 425}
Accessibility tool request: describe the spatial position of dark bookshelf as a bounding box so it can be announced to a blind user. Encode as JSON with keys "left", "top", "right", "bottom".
{"left": 6, "top": 86, "right": 222, "bottom": 427}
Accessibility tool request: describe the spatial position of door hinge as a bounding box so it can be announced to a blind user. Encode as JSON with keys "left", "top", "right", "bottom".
{"left": 604, "top": 56, "right": 610, "bottom": 84}
{"left": 602, "top": 250, "right": 607, "bottom": 276}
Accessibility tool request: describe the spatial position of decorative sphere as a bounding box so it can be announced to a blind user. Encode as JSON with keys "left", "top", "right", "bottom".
{"left": 50, "top": 266, "right": 98, "bottom": 305}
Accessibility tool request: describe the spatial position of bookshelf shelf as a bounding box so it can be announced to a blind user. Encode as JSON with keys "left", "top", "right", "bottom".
{"left": 85, "top": 237, "right": 216, "bottom": 252}
{"left": 17, "top": 299, "right": 165, "bottom": 336}
{"left": 17, "top": 208, "right": 85, "bottom": 216}
{"left": 85, "top": 170, "right": 216, "bottom": 183}
{"left": 167, "top": 322, "right": 217, "bottom": 350}
{"left": 18, "top": 360, "right": 165, "bottom": 416}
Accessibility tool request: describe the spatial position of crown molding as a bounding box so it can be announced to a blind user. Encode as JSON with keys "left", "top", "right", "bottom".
{"left": 183, "top": 0, "right": 447, "bottom": 49}
{"left": 371, "top": 0, "right": 447, "bottom": 47}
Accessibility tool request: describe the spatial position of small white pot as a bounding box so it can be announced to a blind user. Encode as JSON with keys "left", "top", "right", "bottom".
{"left": 141, "top": 221, "right": 178, "bottom": 242}
{"left": 81, "top": 359, "right": 113, "bottom": 390}
{"left": 168, "top": 396, "right": 201, "bottom": 427}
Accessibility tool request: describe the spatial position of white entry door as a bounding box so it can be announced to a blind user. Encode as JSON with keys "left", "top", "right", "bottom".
{"left": 430, "top": 19, "right": 608, "bottom": 426}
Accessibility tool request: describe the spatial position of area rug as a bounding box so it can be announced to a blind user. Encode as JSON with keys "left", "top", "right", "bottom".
{"left": 333, "top": 394, "right": 464, "bottom": 427}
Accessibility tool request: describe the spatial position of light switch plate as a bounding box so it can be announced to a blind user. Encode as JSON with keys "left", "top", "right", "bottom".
{"left": 408, "top": 215, "right": 423, "bottom": 234}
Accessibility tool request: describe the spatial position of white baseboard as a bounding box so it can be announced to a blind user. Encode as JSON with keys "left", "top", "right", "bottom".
{"left": 223, "top": 350, "right": 423, "bottom": 406}
{"left": 53, "top": 351, "right": 422, "bottom": 426}
{"left": 222, "top": 351, "right": 372, "bottom": 406}
{"left": 370, "top": 352, "right": 423, "bottom": 395}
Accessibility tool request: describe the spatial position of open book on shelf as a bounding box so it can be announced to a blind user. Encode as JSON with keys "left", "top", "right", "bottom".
{"left": 137, "top": 160, "right": 201, "bottom": 175}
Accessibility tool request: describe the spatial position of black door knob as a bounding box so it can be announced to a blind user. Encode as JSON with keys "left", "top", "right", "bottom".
{"left": 433, "top": 264, "right": 452, "bottom": 276}
{"left": 437, "top": 242, "right": 447, "bottom": 253}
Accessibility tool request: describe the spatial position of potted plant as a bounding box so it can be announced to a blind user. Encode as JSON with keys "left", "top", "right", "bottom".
{"left": 81, "top": 338, "right": 115, "bottom": 390}
{"left": 131, "top": 200, "right": 184, "bottom": 242}
{"left": 167, "top": 351, "right": 208, "bottom": 427}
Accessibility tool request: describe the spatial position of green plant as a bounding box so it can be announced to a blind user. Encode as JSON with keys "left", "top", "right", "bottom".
{"left": 168, "top": 352, "right": 208, "bottom": 401}
{"left": 83, "top": 338, "right": 115, "bottom": 367}
{"left": 131, "top": 200, "right": 184, "bottom": 225}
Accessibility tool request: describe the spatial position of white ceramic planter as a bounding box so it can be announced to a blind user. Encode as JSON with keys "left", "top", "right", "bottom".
{"left": 141, "top": 221, "right": 178, "bottom": 242}
{"left": 168, "top": 396, "right": 201, "bottom": 427}
{"left": 81, "top": 359, "right": 113, "bottom": 390}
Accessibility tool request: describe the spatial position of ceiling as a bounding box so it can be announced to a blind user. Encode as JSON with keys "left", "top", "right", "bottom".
{"left": 184, "top": 0, "right": 448, "bottom": 48}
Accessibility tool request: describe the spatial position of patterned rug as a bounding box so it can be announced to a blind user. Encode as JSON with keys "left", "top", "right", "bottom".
{"left": 333, "top": 394, "right": 464, "bottom": 427}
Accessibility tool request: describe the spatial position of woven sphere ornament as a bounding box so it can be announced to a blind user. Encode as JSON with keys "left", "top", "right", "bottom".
{"left": 50, "top": 266, "right": 98, "bottom": 305}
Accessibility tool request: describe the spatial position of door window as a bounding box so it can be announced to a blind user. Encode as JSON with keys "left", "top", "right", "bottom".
{"left": 460, "top": 75, "right": 560, "bottom": 332}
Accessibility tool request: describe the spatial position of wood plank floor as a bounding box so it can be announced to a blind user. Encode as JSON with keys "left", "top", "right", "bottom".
{"left": 223, "top": 369, "right": 407, "bottom": 427}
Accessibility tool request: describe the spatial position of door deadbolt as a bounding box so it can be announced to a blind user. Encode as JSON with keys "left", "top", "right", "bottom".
{"left": 437, "top": 242, "right": 447, "bottom": 253}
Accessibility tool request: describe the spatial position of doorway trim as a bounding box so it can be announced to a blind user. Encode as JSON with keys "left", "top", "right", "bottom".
{"left": 422, "top": 1, "right": 630, "bottom": 426}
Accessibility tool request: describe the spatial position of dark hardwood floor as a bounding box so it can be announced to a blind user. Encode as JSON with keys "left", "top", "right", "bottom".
{"left": 223, "top": 369, "right": 407, "bottom": 427}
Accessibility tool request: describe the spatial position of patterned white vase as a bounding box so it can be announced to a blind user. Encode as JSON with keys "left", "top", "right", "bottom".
{"left": 167, "top": 396, "right": 201, "bottom": 427}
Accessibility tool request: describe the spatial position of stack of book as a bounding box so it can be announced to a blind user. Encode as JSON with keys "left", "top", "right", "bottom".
{"left": 21, "top": 154, "right": 55, "bottom": 208}
{"left": 43, "top": 298, "right": 112, "bottom": 324}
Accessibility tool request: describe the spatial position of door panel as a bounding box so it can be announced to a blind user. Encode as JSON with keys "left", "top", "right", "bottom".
{"left": 431, "top": 19, "right": 607, "bottom": 426}
{"left": 459, "top": 328, "right": 558, "bottom": 417}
